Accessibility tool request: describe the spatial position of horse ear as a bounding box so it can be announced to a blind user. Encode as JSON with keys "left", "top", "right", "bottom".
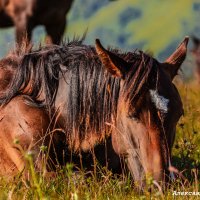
{"left": 95, "top": 39, "right": 129, "bottom": 78}
{"left": 163, "top": 37, "right": 189, "bottom": 80}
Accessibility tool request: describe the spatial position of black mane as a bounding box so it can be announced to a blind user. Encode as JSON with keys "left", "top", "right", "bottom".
{"left": 0, "top": 40, "right": 158, "bottom": 147}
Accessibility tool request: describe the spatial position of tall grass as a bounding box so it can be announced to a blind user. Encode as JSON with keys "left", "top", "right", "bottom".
{"left": 0, "top": 82, "right": 199, "bottom": 199}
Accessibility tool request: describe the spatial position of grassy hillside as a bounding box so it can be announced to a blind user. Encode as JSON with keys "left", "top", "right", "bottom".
{"left": 0, "top": 0, "right": 199, "bottom": 60}
{"left": 0, "top": 0, "right": 199, "bottom": 80}
{"left": 67, "top": 0, "right": 195, "bottom": 60}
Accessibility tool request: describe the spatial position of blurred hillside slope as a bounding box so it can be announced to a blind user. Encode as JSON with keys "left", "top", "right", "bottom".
{"left": 0, "top": 0, "right": 199, "bottom": 72}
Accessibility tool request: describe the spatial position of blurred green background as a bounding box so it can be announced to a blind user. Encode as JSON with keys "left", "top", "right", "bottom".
{"left": 0, "top": 0, "right": 200, "bottom": 76}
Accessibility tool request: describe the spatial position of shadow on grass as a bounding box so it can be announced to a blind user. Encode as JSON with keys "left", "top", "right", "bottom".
{"left": 172, "top": 155, "right": 200, "bottom": 181}
{"left": 64, "top": 137, "right": 126, "bottom": 175}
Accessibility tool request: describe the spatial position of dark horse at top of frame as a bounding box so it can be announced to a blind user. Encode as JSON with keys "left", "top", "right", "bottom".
{"left": 0, "top": 0, "right": 74, "bottom": 44}
{"left": 0, "top": 36, "right": 188, "bottom": 189}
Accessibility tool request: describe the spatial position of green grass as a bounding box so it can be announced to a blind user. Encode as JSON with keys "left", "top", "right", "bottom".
{"left": 0, "top": 81, "right": 199, "bottom": 199}
{"left": 172, "top": 81, "right": 200, "bottom": 180}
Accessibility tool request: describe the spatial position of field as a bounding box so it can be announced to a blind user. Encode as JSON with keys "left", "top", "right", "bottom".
{"left": 0, "top": 0, "right": 200, "bottom": 199}
{"left": 0, "top": 80, "right": 199, "bottom": 199}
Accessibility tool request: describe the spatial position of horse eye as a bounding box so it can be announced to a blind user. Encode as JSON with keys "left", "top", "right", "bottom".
{"left": 129, "top": 112, "right": 139, "bottom": 120}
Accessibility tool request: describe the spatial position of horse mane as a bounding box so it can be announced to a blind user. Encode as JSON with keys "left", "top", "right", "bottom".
{"left": 0, "top": 37, "right": 85, "bottom": 106}
{"left": 0, "top": 39, "right": 158, "bottom": 149}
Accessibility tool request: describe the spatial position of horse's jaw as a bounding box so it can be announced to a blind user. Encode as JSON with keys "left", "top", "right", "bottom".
{"left": 112, "top": 114, "right": 166, "bottom": 189}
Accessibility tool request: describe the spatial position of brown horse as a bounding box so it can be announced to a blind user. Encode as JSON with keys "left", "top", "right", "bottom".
{"left": 191, "top": 36, "right": 200, "bottom": 81}
{"left": 0, "top": 52, "right": 123, "bottom": 176}
{"left": 0, "top": 37, "right": 188, "bottom": 188}
{"left": 0, "top": 0, "right": 74, "bottom": 44}
{"left": 0, "top": 54, "right": 66, "bottom": 176}
{"left": 0, "top": 96, "right": 67, "bottom": 176}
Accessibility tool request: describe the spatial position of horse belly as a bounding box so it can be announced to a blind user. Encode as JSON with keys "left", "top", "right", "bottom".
{"left": 33, "top": 0, "right": 73, "bottom": 25}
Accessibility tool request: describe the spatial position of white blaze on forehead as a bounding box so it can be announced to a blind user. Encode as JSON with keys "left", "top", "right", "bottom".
{"left": 149, "top": 90, "right": 169, "bottom": 113}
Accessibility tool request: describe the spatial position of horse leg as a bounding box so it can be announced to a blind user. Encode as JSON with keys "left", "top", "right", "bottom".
{"left": 45, "top": 18, "right": 66, "bottom": 44}
{"left": 26, "top": 21, "right": 33, "bottom": 43}
{"left": 15, "top": 24, "right": 26, "bottom": 44}
{"left": 15, "top": 24, "right": 33, "bottom": 45}
{"left": 14, "top": 11, "right": 34, "bottom": 45}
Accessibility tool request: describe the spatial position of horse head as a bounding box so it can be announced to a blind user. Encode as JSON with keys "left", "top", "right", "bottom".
{"left": 95, "top": 37, "right": 188, "bottom": 188}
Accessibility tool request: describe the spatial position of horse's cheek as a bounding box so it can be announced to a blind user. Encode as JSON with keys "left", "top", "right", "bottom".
{"left": 111, "top": 131, "right": 127, "bottom": 156}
